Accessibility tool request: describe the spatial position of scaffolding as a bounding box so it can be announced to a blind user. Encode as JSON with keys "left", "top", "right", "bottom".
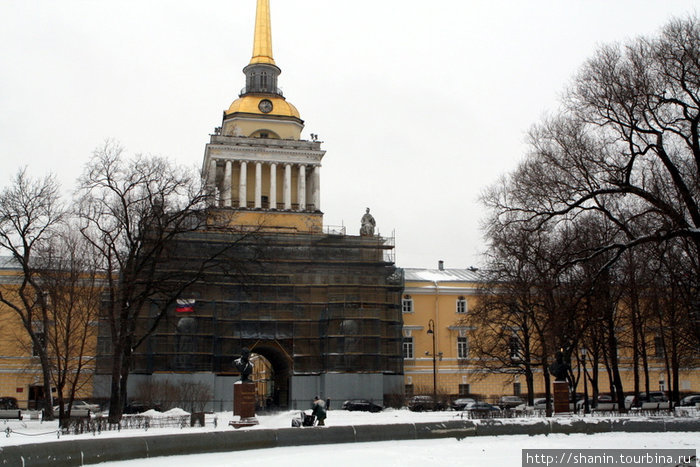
{"left": 96, "top": 228, "right": 404, "bottom": 404}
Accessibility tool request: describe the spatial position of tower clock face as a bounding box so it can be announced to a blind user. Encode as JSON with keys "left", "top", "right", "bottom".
{"left": 258, "top": 99, "right": 273, "bottom": 113}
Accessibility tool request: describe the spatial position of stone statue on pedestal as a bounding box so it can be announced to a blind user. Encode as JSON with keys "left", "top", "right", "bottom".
{"left": 548, "top": 350, "right": 570, "bottom": 382}
{"left": 360, "top": 208, "right": 376, "bottom": 236}
{"left": 235, "top": 347, "right": 253, "bottom": 382}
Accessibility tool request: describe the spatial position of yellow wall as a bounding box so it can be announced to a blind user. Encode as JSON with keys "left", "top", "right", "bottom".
{"left": 0, "top": 273, "right": 95, "bottom": 409}
{"left": 207, "top": 209, "right": 323, "bottom": 233}
{"left": 401, "top": 274, "right": 700, "bottom": 402}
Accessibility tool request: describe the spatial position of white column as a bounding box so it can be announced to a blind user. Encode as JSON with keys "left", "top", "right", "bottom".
{"left": 298, "top": 165, "right": 306, "bottom": 211}
{"left": 255, "top": 162, "right": 262, "bottom": 209}
{"left": 239, "top": 161, "right": 247, "bottom": 208}
{"left": 283, "top": 164, "right": 292, "bottom": 210}
{"left": 269, "top": 163, "right": 277, "bottom": 209}
{"left": 312, "top": 165, "right": 321, "bottom": 211}
{"left": 223, "top": 161, "right": 232, "bottom": 207}
{"left": 208, "top": 159, "right": 217, "bottom": 207}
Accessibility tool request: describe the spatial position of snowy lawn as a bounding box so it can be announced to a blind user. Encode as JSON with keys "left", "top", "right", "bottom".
{"left": 2, "top": 408, "right": 698, "bottom": 466}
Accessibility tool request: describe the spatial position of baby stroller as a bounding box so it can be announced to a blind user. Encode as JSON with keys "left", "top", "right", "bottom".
{"left": 291, "top": 411, "right": 315, "bottom": 427}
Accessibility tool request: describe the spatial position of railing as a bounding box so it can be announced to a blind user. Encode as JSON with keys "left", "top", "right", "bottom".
{"left": 239, "top": 87, "right": 284, "bottom": 98}
{"left": 324, "top": 225, "right": 346, "bottom": 236}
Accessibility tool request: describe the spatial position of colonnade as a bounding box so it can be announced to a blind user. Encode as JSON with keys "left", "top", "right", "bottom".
{"left": 208, "top": 159, "right": 320, "bottom": 211}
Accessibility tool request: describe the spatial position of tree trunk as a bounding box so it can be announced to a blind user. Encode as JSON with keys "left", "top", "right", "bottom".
{"left": 108, "top": 346, "right": 123, "bottom": 423}
{"left": 606, "top": 326, "right": 626, "bottom": 413}
{"left": 543, "top": 359, "right": 552, "bottom": 417}
{"left": 525, "top": 363, "right": 535, "bottom": 405}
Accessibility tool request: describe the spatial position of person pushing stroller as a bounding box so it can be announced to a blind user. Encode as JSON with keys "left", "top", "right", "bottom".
{"left": 311, "top": 396, "right": 327, "bottom": 426}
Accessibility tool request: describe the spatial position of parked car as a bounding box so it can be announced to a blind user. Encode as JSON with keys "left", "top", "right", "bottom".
{"left": 575, "top": 394, "right": 614, "bottom": 410}
{"left": 533, "top": 398, "right": 552, "bottom": 409}
{"left": 0, "top": 397, "right": 19, "bottom": 410}
{"left": 463, "top": 401, "right": 500, "bottom": 415}
{"left": 679, "top": 395, "right": 700, "bottom": 407}
{"left": 407, "top": 395, "right": 445, "bottom": 412}
{"left": 53, "top": 400, "right": 100, "bottom": 415}
{"left": 123, "top": 401, "right": 164, "bottom": 414}
{"left": 341, "top": 399, "right": 383, "bottom": 412}
{"left": 450, "top": 397, "right": 476, "bottom": 411}
{"left": 624, "top": 392, "right": 668, "bottom": 409}
{"left": 497, "top": 396, "right": 524, "bottom": 410}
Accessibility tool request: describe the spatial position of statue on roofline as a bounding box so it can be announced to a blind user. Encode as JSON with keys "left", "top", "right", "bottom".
{"left": 360, "top": 208, "right": 376, "bottom": 236}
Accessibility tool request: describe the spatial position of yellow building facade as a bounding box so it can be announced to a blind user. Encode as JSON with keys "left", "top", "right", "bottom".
{"left": 0, "top": 258, "right": 95, "bottom": 410}
{"left": 402, "top": 263, "right": 700, "bottom": 403}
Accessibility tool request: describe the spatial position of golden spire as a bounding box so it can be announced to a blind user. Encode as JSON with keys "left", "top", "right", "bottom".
{"left": 250, "top": 0, "right": 275, "bottom": 65}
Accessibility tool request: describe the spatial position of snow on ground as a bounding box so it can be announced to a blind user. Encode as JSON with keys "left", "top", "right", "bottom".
{"left": 2, "top": 408, "right": 479, "bottom": 447}
{"left": 2, "top": 409, "right": 698, "bottom": 466}
{"left": 99, "top": 432, "right": 699, "bottom": 467}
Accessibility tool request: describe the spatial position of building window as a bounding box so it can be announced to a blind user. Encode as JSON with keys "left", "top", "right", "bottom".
{"left": 403, "top": 337, "right": 414, "bottom": 359}
{"left": 456, "top": 296, "right": 467, "bottom": 314}
{"left": 654, "top": 336, "right": 664, "bottom": 358}
{"left": 402, "top": 295, "right": 413, "bottom": 313}
{"left": 459, "top": 383, "right": 470, "bottom": 396}
{"left": 405, "top": 384, "right": 414, "bottom": 397}
{"left": 457, "top": 336, "right": 469, "bottom": 359}
{"left": 513, "top": 382, "right": 521, "bottom": 396}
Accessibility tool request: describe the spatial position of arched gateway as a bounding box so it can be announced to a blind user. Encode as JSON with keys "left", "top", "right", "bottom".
{"left": 92, "top": 0, "right": 404, "bottom": 411}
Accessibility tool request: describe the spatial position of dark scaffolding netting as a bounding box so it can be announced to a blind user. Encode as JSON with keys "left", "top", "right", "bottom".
{"left": 96, "top": 229, "right": 404, "bottom": 378}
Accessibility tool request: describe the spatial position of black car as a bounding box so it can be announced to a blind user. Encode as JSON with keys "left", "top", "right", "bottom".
{"left": 679, "top": 394, "right": 700, "bottom": 407}
{"left": 408, "top": 395, "right": 446, "bottom": 412}
{"left": 341, "top": 399, "right": 383, "bottom": 412}
{"left": 123, "top": 401, "right": 163, "bottom": 414}
{"left": 0, "top": 397, "right": 18, "bottom": 410}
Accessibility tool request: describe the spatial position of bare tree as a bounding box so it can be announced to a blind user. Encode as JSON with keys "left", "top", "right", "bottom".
{"left": 76, "top": 140, "right": 254, "bottom": 422}
{"left": 0, "top": 169, "right": 65, "bottom": 419}
{"left": 39, "top": 230, "right": 102, "bottom": 425}
{"left": 478, "top": 185, "right": 592, "bottom": 414}
{"left": 492, "top": 16, "right": 700, "bottom": 346}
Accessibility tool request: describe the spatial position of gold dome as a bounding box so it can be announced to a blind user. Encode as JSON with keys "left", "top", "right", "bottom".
{"left": 226, "top": 95, "right": 301, "bottom": 119}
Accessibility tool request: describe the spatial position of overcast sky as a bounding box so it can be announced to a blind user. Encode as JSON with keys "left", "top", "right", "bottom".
{"left": 1, "top": 1, "right": 698, "bottom": 269}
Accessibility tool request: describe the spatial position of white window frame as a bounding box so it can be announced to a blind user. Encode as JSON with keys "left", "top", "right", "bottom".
{"left": 457, "top": 336, "right": 469, "bottom": 359}
{"left": 402, "top": 295, "right": 414, "bottom": 313}
{"left": 456, "top": 297, "right": 467, "bottom": 314}
{"left": 403, "top": 336, "right": 414, "bottom": 359}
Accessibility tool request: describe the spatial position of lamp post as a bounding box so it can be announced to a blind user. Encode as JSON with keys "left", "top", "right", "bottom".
{"left": 427, "top": 319, "right": 437, "bottom": 404}
{"left": 581, "top": 347, "right": 589, "bottom": 414}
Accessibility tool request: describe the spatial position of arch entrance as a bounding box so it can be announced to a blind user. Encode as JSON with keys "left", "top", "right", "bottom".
{"left": 245, "top": 341, "right": 292, "bottom": 409}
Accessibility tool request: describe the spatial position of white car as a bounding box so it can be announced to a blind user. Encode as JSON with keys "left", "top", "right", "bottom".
{"left": 53, "top": 400, "right": 100, "bottom": 415}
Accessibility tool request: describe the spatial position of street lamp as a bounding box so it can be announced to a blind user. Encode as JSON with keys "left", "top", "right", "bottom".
{"left": 427, "top": 319, "right": 437, "bottom": 404}
{"left": 581, "top": 347, "right": 590, "bottom": 414}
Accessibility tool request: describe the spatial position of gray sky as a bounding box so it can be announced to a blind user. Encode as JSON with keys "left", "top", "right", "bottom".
{"left": 1, "top": 1, "right": 697, "bottom": 269}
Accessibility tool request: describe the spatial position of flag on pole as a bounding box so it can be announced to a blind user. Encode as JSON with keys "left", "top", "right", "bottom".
{"left": 176, "top": 299, "right": 195, "bottom": 313}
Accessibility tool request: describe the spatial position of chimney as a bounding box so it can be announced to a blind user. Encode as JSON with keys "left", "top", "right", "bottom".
{"left": 438, "top": 260, "right": 444, "bottom": 271}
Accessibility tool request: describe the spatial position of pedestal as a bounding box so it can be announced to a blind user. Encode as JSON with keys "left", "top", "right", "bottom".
{"left": 553, "top": 381, "right": 570, "bottom": 414}
{"left": 230, "top": 382, "right": 258, "bottom": 428}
